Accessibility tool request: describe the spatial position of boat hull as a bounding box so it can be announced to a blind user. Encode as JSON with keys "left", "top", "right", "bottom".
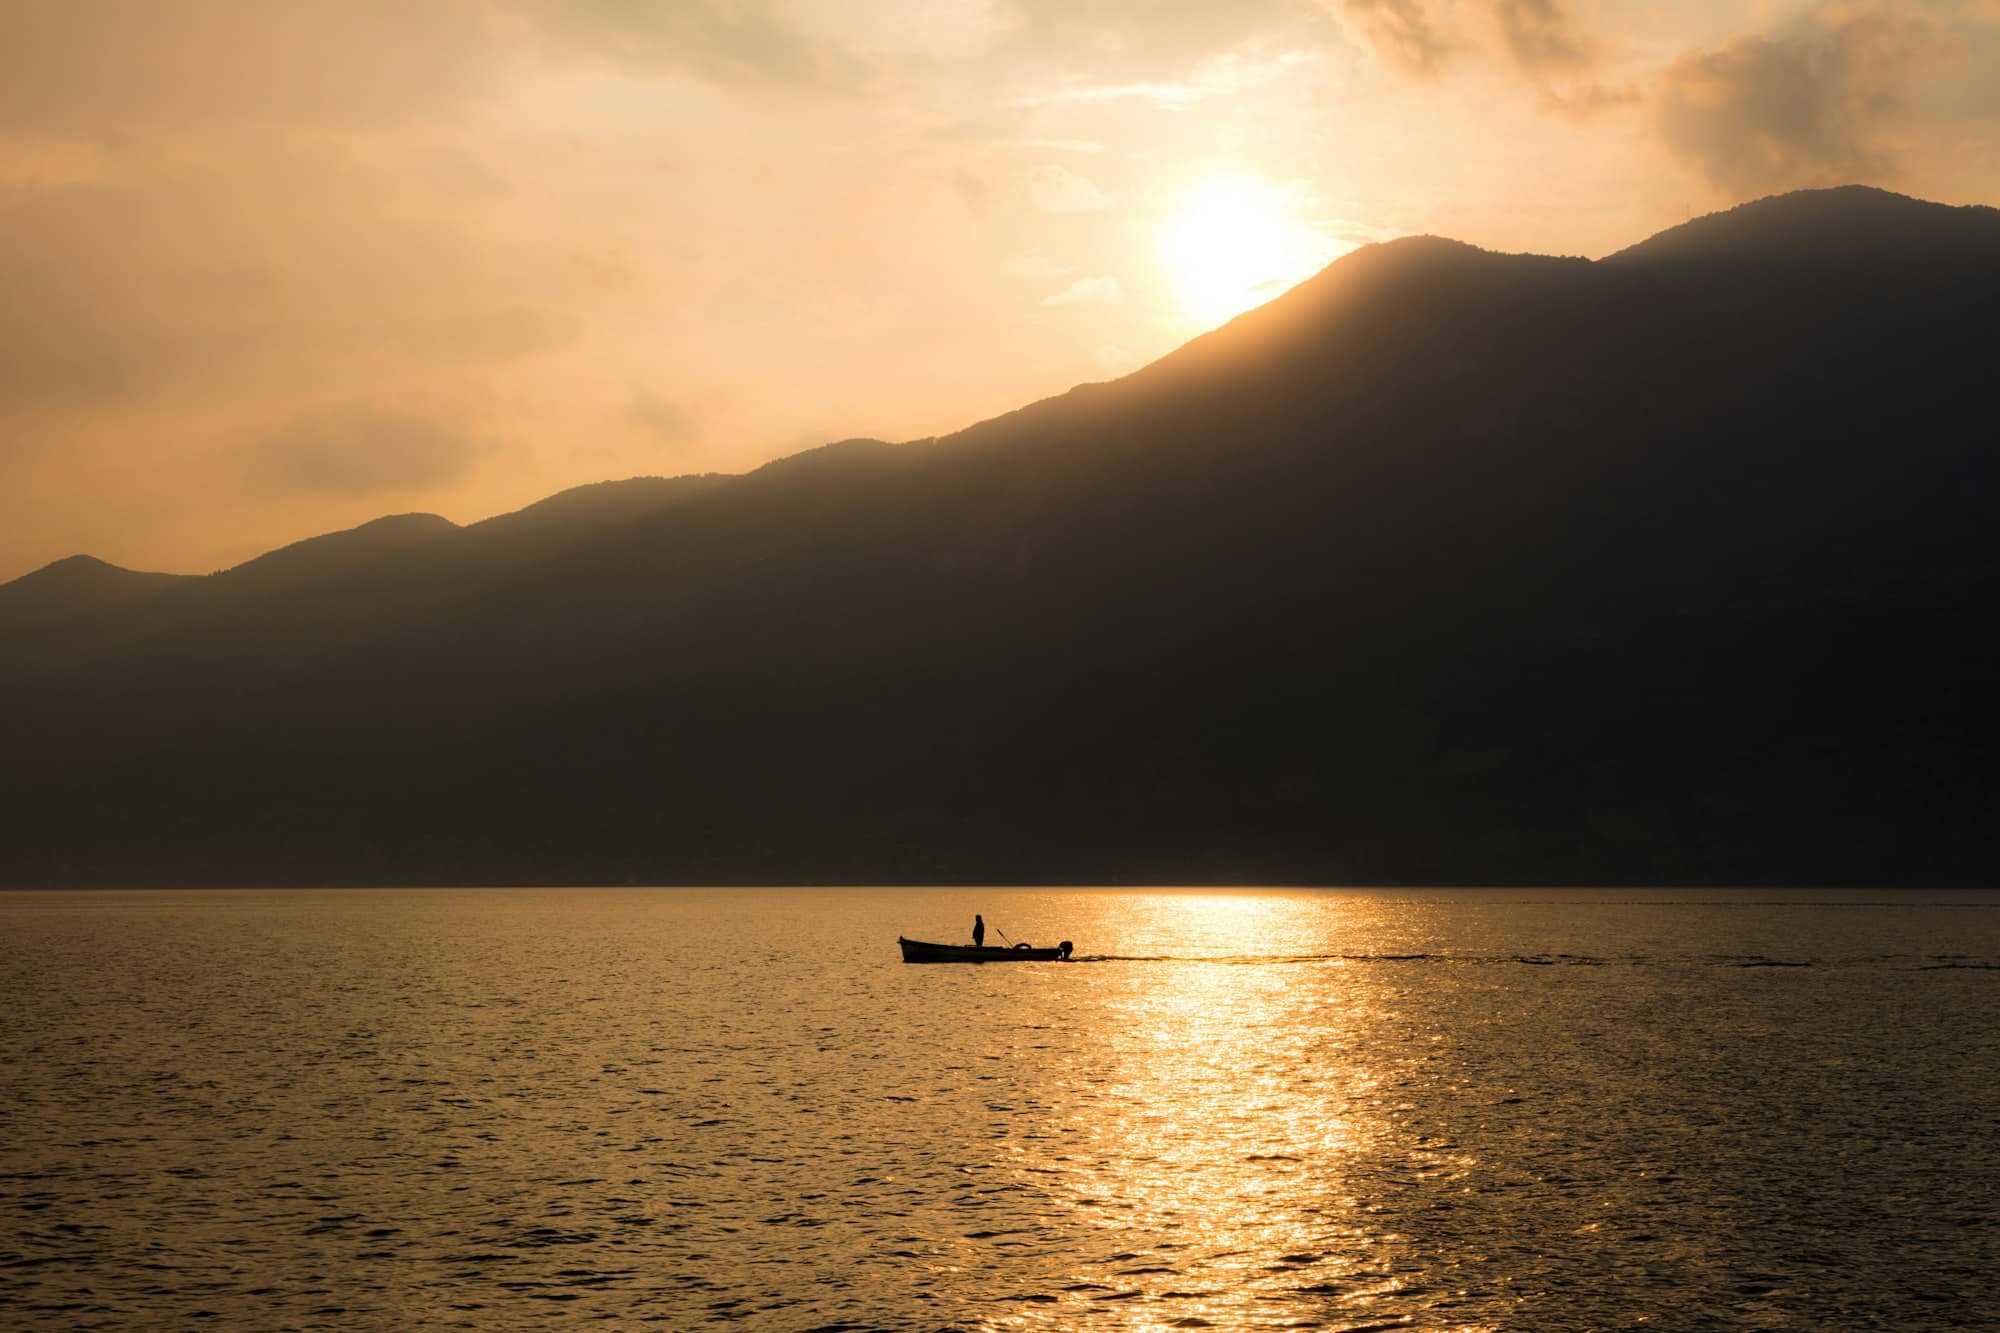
{"left": 898, "top": 936, "right": 1071, "bottom": 963}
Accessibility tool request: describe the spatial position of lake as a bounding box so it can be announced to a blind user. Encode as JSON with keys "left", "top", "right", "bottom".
{"left": 3, "top": 887, "right": 1996, "bottom": 1329}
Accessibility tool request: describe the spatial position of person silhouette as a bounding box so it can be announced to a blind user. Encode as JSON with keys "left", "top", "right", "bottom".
{"left": 973, "top": 914, "right": 985, "bottom": 948}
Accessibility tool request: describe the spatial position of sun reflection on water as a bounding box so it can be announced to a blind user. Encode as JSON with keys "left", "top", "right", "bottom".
{"left": 1012, "top": 893, "right": 1447, "bottom": 1328}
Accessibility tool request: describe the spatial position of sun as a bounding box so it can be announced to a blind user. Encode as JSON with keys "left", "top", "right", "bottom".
{"left": 1159, "top": 175, "right": 1338, "bottom": 327}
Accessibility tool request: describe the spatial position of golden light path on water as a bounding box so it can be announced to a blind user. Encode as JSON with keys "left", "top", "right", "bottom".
{"left": 977, "top": 893, "right": 1484, "bottom": 1331}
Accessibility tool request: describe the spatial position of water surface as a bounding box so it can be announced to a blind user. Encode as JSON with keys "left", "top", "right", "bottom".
{"left": 3, "top": 887, "right": 1996, "bottom": 1328}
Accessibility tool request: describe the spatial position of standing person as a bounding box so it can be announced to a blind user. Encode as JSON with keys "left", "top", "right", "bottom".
{"left": 973, "top": 914, "right": 985, "bottom": 948}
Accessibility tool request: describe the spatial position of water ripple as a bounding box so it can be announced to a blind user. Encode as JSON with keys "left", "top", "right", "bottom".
{"left": 2, "top": 887, "right": 1996, "bottom": 1329}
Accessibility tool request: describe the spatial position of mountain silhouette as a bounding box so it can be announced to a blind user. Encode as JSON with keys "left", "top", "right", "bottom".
{"left": 4, "top": 186, "right": 1995, "bottom": 887}
{"left": 0, "top": 555, "right": 189, "bottom": 639}
{"left": 1604, "top": 183, "right": 2000, "bottom": 266}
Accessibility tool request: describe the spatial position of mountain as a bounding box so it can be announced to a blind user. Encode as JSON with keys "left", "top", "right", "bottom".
{"left": 3, "top": 186, "right": 1996, "bottom": 887}
{"left": 1604, "top": 183, "right": 2000, "bottom": 266}
{"left": 3, "top": 476, "right": 726, "bottom": 676}
{"left": 0, "top": 555, "right": 189, "bottom": 638}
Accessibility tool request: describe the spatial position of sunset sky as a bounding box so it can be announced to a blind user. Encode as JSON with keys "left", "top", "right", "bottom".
{"left": 4, "top": 0, "right": 1997, "bottom": 581}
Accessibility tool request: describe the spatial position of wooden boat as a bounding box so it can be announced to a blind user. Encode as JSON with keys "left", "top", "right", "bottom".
{"left": 898, "top": 936, "right": 1073, "bottom": 963}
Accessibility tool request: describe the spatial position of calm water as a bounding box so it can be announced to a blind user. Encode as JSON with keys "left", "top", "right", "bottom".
{"left": 2, "top": 887, "right": 1996, "bottom": 1330}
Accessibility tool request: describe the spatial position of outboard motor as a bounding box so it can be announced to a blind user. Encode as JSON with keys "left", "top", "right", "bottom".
{"left": 1057, "top": 940, "right": 1073, "bottom": 960}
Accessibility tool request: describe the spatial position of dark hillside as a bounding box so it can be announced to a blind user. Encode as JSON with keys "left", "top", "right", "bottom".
{"left": 0, "top": 556, "right": 189, "bottom": 639}
{"left": 1605, "top": 184, "right": 2000, "bottom": 267}
{"left": 3, "top": 188, "right": 1996, "bottom": 887}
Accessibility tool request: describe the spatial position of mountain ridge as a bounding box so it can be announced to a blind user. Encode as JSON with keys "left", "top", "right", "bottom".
{"left": 11, "top": 185, "right": 1990, "bottom": 603}
{"left": 0, "top": 554, "right": 191, "bottom": 639}
{"left": 4, "top": 186, "right": 1996, "bottom": 887}
{"left": 1604, "top": 184, "right": 2000, "bottom": 266}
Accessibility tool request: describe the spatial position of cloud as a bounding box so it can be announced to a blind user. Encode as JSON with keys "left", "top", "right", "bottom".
{"left": 0, "top": 2, "right": 501, "bottom": 135}
{"left": 1342, "top": 0, "right": 1631, "bottom": 111}
{"left": 1494, "top": 0, "right": 1590, "bottom": 72}
{"left": 430, "top": 307, "right": 581, "bottom": 365}
{"left": 950, "top": 168, "right": 992, "bottom": 218}
{"left": 1028, "top": 164, "right": 1112, "bottom": 212}
{"left": 0, "top": 134, "right": 114, "bottom": 188}
{"left": 1024, "top": 79, "right": 1215, "bottom": 108}
{"left": 791, "top": 0, "right": 1021, "bottom": 65}
{"left": 1341, "top": 0, "right": 1452, "bottom": 77}
{"left": 1044, "top": 275, "right": 1123, "bottom": 305}
{"left": 0, "top": 339, "right": 145, "bottom": 421}
{"left": 243, "top": 406, "right": 488, "bottom": 496}
{"left": 1005, "top": 0, "right": 1329, "bottom": 83}
{"left": 519, "top": 0, "right": 861, "bottom": 88}
{"left": 1656, "top": 7, "right": 1951, "bottom": 196}
{"left": 0, "top": 0, "right": 875, "bottom": 141}
{"left": 0, "top": 142, "right": 569, "bottom": 430}
{"left": 1007, "top": 254, "right": 1073, "bottom": 280}
{"left": 1028, "top": 45, "right": 1326, "bottom": 108}
{"left": 1493, "top": 0, "right": 1636, "bottom": 120}
{"left": 1539, "top": 80, "right": 1638, "bottom": 120}
{"left": 626, "top": 391, "right": 701, "bottom": 452}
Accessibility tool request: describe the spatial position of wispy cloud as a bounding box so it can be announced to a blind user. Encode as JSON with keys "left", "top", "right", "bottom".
{"left": 1007, "top": 254, "right": 1074, "bottom": 280}
{"left": 243, "top": 405, "right": 489, "bottom": 496}
{"left": 0, "top": 3, "right": 502, "bottom": 134}
{"left": 1022, "top": 138, "right": 1107, "bottom": 153}
{"left": 1493, "top": 0, "right": 1591, "bottom": 72}
{"left": 626, "top": 390, "right": 701, "bottom": 454}
{"left": 1044, "top": 275, "right": 1123, "bottom": 306}
{"left": 1028, "top": 164, "right": 1112, "bottom": 212}
{"left": 1343, "top": 0, "right": 1631, "bottom": 112}
{"left": 1022, "top": 79, "right": 1216, "bottom": 109}
{"left": 1341, "top": 0, "right": 1452, "bottom": 78}
{"left": 1657, "top": 6, "right": 1952, "bottom": 196}
{"left": 1022, "top": 47, "right": 1322, "bottom": 109}
{"left": 518, "top": 0, "right": 862, "bottom": 89}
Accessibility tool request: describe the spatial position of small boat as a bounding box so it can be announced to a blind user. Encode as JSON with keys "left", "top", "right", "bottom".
{"left": 898, "top": 936, "right": 1074, "bottom": 963}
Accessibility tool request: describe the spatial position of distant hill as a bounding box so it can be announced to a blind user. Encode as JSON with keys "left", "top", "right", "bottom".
{"left": 1604, "top": 184, "right": 2000, "bottom": 266}
{"left": 3, "top": 477, "right": 725, "bottom": 676}
{"left": 3, "top": 186, "right": 1995, "bottom": 887}
{"left": 0, "top": 555, "right": 189, "bottom": 639}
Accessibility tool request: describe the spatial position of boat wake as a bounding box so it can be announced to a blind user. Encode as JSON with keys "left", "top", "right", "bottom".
{"left": 1070, "top": 952, "right": 1614, "bottom": 966}
{"left": 1065, "top": 952, "right": 1999, "bottom": 969}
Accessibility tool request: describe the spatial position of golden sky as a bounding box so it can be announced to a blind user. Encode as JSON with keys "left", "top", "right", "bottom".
{"left": 3, "top": 0, "right": 1997, "bottom": 580}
